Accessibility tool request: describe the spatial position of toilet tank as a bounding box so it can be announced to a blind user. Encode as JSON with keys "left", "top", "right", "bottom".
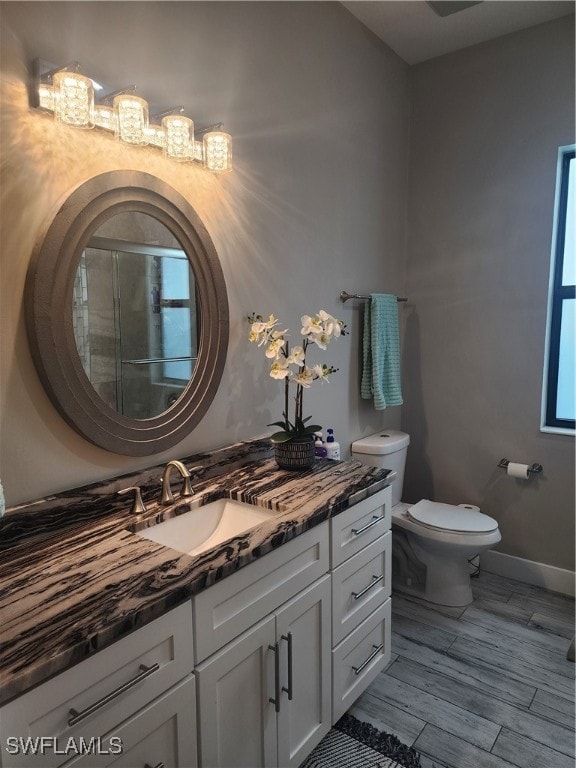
{"left": 351, "top": 430, "right": 410, "bottom": 507}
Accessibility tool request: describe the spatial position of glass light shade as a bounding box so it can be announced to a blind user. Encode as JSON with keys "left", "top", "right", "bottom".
{"left": 93, "top": 105, "right": 116, "bottom": 131}
{"left": 114, "top": 94, "right": 149, "bottom": 145}
{"left": 38, "top": 83, "right": 55, "bottom": 112}
{"left": 53, "top": 71, "right": 94, "bottom": 128}
{"left": 162, "top": 115, "right": 194, "bottom": 161}
{"left": 203, "top": 131, "right": 233, "bottom": 173}
{"left": 145, "top": 124, "right": 166, "bottom": 149}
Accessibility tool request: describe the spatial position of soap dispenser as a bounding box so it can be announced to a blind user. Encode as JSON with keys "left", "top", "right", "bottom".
{"left": 325, "top": 429, "right": 340, "bottom": 460}
{"left": 314, "top": 431, "right": 328, "bottom": 458}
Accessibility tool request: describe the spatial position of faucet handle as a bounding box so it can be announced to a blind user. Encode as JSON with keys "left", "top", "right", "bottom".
{"left": 118, "top": 486, "right": 147, "bottom": 515}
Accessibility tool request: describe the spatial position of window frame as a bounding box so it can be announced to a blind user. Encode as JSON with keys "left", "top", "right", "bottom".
{"left": 541, "top": 144, "right": 575, "bottom": 435}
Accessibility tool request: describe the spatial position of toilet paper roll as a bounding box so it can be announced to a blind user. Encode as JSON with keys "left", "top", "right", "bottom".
{"left": 507, "top": 462, "right": 530, "bottom": 479}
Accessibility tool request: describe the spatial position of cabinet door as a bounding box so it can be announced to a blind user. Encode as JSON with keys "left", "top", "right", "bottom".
{"left": 0, "top": 603, "right": 194, "bottom": 768}
{"left": 61, "top": 675, "right": 197, "bottom": 768}
{"left": 275, "top": 575, "right": 331, "bottom": 768}
{"left": 195, "top": 616, "right": 277, "bottom": 768}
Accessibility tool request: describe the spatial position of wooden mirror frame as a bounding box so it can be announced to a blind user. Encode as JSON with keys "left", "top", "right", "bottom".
{"left": 26, "top": 171, "right": 229, "bottom": 456}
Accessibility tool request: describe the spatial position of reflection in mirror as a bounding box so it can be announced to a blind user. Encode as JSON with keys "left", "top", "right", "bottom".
{"left": 72, "top": 212, "right": 199, "bottom": 419}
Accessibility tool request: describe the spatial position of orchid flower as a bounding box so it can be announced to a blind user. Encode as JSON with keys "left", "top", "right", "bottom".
{"left": 248, "top": 310, "right": 346, "bottom": 442}
{"left": 265, "top": 336, "right": 286, "bottom": 359}
{"left": 286, "top": 346, "right": 305, "bottom": 366}
{"left": 270, "top": 359, "right": 291, "bottom": 379}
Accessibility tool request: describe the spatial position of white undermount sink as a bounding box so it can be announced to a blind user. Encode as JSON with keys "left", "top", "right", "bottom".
{"left": 136, "top": 498, "right": 277, "bottom": 557}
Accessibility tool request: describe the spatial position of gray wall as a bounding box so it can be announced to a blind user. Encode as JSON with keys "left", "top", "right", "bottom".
{"left": 0, "top": 2, "right": 408, "bottom": 504}
{"left": 403, "top": 17, "right": 575, "bottom": 571}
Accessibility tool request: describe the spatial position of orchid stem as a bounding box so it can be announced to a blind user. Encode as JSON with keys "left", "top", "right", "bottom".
{"left": 284, "top": 340, "right": 290, "bottom": 431}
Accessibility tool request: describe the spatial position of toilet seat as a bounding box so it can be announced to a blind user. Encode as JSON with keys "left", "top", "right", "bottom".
{"left": 407, "top": 499, "right": 498, "bottom": 534}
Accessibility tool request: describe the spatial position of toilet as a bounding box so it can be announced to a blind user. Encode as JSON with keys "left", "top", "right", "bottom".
{"left": 351, "top": 430, "right": 501, "bottom": 607}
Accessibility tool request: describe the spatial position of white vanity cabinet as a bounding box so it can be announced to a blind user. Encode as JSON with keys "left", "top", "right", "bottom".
{"left": 0, "top": 602, "right": 197, "bottom": 768}
{"left": 194, "top": 524, "right": 331, "bottom": 768}
{"left": 329, "top": 487, "right": 392, "bottom": 722}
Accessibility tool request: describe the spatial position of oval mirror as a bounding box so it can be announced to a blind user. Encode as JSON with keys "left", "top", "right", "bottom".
{"left": 26, "top": 171, "right": 229, "bottom": 456}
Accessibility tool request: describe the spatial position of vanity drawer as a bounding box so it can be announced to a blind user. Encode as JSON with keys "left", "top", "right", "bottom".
{"left": 0, "top": 602, "right": 194, "bottom": 768}
{"left": 332, "top": 598, "right": 391, "bottom": 723}
{"left": 332, "top": 532, "right": 391, "bottom": 646}
{"left": 193, "top": 522, "right": 329, "bottom": 664}
{"left": 330, "top": 488, "right": 391, "bottom": 568}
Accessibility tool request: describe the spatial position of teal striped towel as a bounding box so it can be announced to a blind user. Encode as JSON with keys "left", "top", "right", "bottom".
{"left": 361, "top": 294, "right": 403, "bottom": 409}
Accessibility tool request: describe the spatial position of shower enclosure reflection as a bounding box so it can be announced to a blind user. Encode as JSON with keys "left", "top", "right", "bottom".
{"left": 73, "top": 223, "right": 198, "bottom": 419}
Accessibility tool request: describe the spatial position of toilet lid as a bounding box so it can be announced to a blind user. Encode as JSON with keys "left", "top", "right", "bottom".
{"left": 407, "top": 500, "right": 498, "bottom": 533}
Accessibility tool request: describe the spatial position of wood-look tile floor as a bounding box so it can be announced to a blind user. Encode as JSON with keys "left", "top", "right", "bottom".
{"left": 349, "top": 571, "right": 575, "bottom": 768}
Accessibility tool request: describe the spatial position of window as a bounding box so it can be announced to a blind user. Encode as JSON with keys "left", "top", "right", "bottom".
{"left": 542, "top": 145, "right": 575, "bottom": 433}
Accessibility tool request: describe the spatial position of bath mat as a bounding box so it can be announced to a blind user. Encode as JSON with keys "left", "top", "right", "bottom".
{"left": 299, "top": 713, "right": 422, "bottom": 768}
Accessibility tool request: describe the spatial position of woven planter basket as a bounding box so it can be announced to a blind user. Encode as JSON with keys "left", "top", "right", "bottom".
{"left": 273, "top": 435, "right": 316, "bottom": 470}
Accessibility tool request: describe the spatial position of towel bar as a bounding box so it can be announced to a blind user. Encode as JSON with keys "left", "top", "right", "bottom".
{"left": 340, "top": 291, "right": 408, "bottom": 303}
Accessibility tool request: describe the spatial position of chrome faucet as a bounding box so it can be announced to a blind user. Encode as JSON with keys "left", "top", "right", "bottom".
{"left": 161, "top": 460, "right": 194, "bottom": 505}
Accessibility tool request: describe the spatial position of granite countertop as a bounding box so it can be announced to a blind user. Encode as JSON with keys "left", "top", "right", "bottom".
{"left": 0, "top": 440, "right": 390, "bottom": 707}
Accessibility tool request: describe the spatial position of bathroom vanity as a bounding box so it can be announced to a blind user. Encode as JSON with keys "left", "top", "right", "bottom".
{"left": 0, "top": 441, "right": 392, "bottom": 768}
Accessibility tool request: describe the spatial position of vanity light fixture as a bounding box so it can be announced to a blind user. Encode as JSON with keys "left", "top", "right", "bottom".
{"left": 31, "top": 58, "right": 233, "bottom": 173}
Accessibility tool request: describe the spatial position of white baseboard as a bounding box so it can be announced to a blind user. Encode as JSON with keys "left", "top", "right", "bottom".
{"left": 480, "top": 550, "right": 575, "bottom": 597}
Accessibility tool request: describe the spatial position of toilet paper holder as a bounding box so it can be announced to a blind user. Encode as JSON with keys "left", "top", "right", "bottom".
{"left": 498, "top": 459, "right": 543, "bottom": 475}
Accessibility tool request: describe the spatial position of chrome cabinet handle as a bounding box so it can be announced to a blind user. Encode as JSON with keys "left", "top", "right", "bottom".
{"left": 351, "top": 574, "right": 384, "bottom": 601}
{"left": 144, "top": 763, "right": 165, "bottom": 768}
{"left": 68, "top": 662, "right": 160, "bottom": 727}
{"left": 268, "top": 642, "right": 280, "bottom": 713}
{"left": 351, "top": 514, "right": 385, "bottom": 536}
{"left": 281, "top": 632, "right": 293, "bottom": 701}
{"left": 352, "top": 644, "right": 383, "bottom": 676}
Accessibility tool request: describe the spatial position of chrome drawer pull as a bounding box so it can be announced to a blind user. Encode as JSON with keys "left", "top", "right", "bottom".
{"left": 351, "top": 574, "right": 384, "bottom": 601}
{"left": 68, "top": 662, "right": 160, "bottom": 727}
{"left": 351, "top": 515, "right": 385, "bottom": 536}
{"left": 352, "top": 644, "right": 383, "bottom": 676}
{"left": 144, "top": 763, "right": 165, "bottom": 768}
{"left": 268, "top": 642, "right": 281, "bottom": 713}
{"left": 281, "top": 632, "right": 293, "bottom": 701}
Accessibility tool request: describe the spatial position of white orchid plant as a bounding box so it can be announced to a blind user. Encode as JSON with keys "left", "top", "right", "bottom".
{"left": 248, "top": 310, "right": 347, "bottom": 443}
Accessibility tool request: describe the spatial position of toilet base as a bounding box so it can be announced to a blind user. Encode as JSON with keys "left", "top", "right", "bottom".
{"left": 392, "top": 567, "right": 474, "bottom": 607}
{"left": 392, "top": 528, "right": 475, "bottom": 607}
